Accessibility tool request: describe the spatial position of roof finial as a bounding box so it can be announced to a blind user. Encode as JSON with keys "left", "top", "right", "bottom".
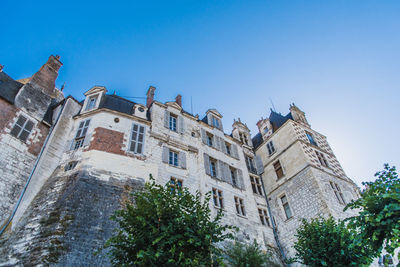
{"left": 60, "top": 82, "right": 66, "bottom": 91}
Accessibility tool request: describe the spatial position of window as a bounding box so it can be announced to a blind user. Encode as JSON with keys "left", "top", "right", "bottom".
{"left": 10, "top": 115, "right": 34, "bottom": 142}
{"left": 225, "top": 142, "right": 231, "bottom": 155}
{"left": 266, "top": 141, "right": 275, "bottom": 155}
{"left": 169, "top": 150, "right": 179, "bottom": 167}
{"left": 316, "top": 151, "right": 329, "bottom": 167}
{"left": 169, "top": 113, "right": 177, "bottom": 132}
{"left": 212, "top": 188, "right": 223, "bottom": 208}
{"left": 306, "top": 131, "right": 318, "bottom": 146}
{"left": 263, "top": 127, "right": 269, "bottom": 134}
{"left": 245, "top": 155, "right": 257, "bottom": 174}
{"left": 250, "top": 176, "right": 263, "bottom": 195}
{"left": 210, "top": 158, "right": 217, "bottom": 177}
{"left": 330, "top": 182, "right": 345, "bottom": 204}
{"left": 64, "top": 161, "right": 77, "bottom": 171}
{"left": 206, "top": 133, "right": 213, "bottom": 147}
{"left": 281, "top": 195, "right": 292, "bottom": 219}
{"left": 85, "top": 95, "right": 98, "bottom": 111}
{"left": 273, "top": 161, "right": 284, "bottom": 179}
{"left": 170, "top": 177, "right": 183, "bottom": 192}
{"left": 234, "top": 196, "right": 246, "bottom": 216}
{"left": 212, "top": 116, "right": 220, "bottom": 128}
{"left": 239, "top": 133, "right": 248, "bottom": 145}
{"left": 129, "top": 123, "right": 145, "bottom": 154}
{"left": 258, "top": 208, "right": 270, "bottom": 226}
{"left": 73, "top": 119, "right": 90, "bottom": 150}
{"left": 230, "top": 167, "right": 237, "bottom": 187}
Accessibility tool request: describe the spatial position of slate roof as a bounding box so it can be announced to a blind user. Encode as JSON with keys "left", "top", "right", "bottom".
{"left": 0, "top": 72, "right": 24, "bottom": 104}
{"left": 98, "top": 94, "right": 137, "bottom": 115}
{"left": 252, "top": 110, "right": 293, "bottom": 149}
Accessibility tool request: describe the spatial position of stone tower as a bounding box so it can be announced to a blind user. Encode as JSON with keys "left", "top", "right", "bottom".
{"left": 252, "top": 104, "right": 360, "bottom": 258}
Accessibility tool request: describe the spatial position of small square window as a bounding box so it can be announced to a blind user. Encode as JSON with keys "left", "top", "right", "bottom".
{"left": 281, "top": 195, "right": 292, "bottom": 219}
{"left": 266, "top": 141, "right": 275, "bottom": 155}
{"left": 225, "top": 142, "right": 231, "bottom": 155}
{"left": 85, "top": 96, "right": 98, "bottom": 111}
{"left": 306, "top": 131, "right": 318, "bottom": 146}
{"left": 316, "top": 151, "right": 329, "bottom": 167}
{"left": 10, "top": 115, "right": 34, "bottom": 142}
{"left": 250, "top": 176, "right": 263, "bottom": 195}
{"left": 170, "top": 177, "right": 183, "bottom": 192}
{"left": 258, "top": 208, "right": 270, "bottom": 226}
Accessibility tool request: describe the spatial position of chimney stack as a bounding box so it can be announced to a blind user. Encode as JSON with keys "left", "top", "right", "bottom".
{"left": 146, "top": 86, "right": 156, "bottom": 108}
{"left": 28, "top": 55, "right": 63, "bottom": 95}
{"left": 175, "top": 94, "right": 182, "bottom": 107}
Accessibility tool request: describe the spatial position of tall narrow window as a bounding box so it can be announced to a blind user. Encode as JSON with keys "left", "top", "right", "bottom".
{"left": 316, "top": 151, "right": 329, "bottom": 167}
{"left": 306, "top": 131, "right": 318, "bottom": 146}
{"left": 330, "top": 182, "right": 345, "bottom": 204}
{"left": 129, "top": 123, "right": 145, "bottom": 154}
{"left": 250, "top": 176, "right": 263, "bottom": 195}
{"left": 245, "top": 155, "right": 257, "bottom": 174}
{"left": 266, "top": 141, "right": 275, "bottom": 155}
{"left": 234, "top": 196, "right": 246, "bottom": 216}
{"left": 85, "top": 96, "right": 98, "bottom": 111}
{"left": 281, "top": 195, "right": 292, "bottom": 219}
{"left": 169, "top": 113, "right": 177, "bottom": 132}
{"left": 258, "top": 208, "right": 270, "bottom": 226}
{"left": 230, "top": 167, "right": 237, "bottom": 187}
{"left": 169, "top": 150, "right": 179, "bottom": 167}
{"left": 206, "top": 133, "right": 213, "bottom": 147}
{"left": 10, "top": 115, "right": 34, "bottom": 142}
{"left": 273, "top": 161, "right": 284, "bottom": 179}
{"left": 170, "top": 177, "right": 183, "bottom": 192}
{"left": 209, "top": 158, "right": 217, "bottom": 177}
{"left": 74, "top": 119, "right": 90, "bottom": 150}
{"left": 212, "top": 188, "right": 223, "bottom": 208}
{"left": 225, "top": 142, "right": 231, "bottom": 155}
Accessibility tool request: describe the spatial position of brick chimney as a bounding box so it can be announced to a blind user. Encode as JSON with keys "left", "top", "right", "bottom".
{"left": 146, "top": 86, "right": 156, "bottom": 108}
{"left": 28, "top": 55, "right": 63, "bottom": 95}
{"left": 175, "top": 94, "right": 182, "bottom": 107}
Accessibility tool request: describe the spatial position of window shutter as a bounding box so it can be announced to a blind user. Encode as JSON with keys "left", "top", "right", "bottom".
{"left": 179, "top": 151, "right": 187, "bottom": 169}
{"left": 66, "top": 139, "right": 74, "bottom": 151}
{"left": 216, "top": 160, "right": 223, "bottom": 180}
{"left": 162, "top": 146, "right": 169, "bottom": 163}
{"left": 201, "top": 129, "right": 207, "bottom": 145}
{"left": 218, "top": 137, "right": 225, "bottom": 152}
{"left": 178, "top": 115, "right": 185, "bottom": 134}
{"left": 219, "top": 119, "right": 224, "bottom": 132}
{"left": 164, "top": 110, "right": 169, "bottom": 128}
{"left": 212, "top": 135, "right": 218, "bottom": 150}
{"left": 203, "top": 153, "right": 210, "bottom": 175}
{"left": 232, "top": 144, "right": 239, "bottom": 159}
{"left": 83, "top": 133, "right": 92, "bottom": 147}
{"left": 255, "top": 155, "right": 264, "bottom": 175}
{"left": 237, "top": 169, "right": 244, "bottom": 190}
{"left": 223, "top": 163, "right": 231, "bottom": 184}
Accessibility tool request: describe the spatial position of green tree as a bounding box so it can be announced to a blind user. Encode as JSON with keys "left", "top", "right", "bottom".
{"left": 225, "top": 239, "right": 280, "bottom": 267}
{"left": 290, "top": 217, "right": 374, "bottom": 267}
{"left": 345, "top": 164, "right": 400, "bottom": 258}
{"left": 104, "top": 175, "right": 234, "bottom": 267}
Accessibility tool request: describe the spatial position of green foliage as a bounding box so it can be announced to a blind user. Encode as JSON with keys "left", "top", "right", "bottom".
{"left": 225, "top": 239, "right": 279, "bottom": 267}
{"left": 290, "top": 217, "right": 374, "bottom": 267}
{"left": 104, "top": 175, "right": 234, "bottom": 267}
{"left": 345, "top": 164, "right": 400, "bottom": 257}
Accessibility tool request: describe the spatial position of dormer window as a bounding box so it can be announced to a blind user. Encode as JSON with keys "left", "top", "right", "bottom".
{"left": 85, "top": 95, "right": 98, "bottom": 111}
{"left": 212, "top": 116, "right": 220, "bottom": 128}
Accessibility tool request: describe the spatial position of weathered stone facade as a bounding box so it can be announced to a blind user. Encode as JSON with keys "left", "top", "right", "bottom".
{"left": 0, "top": 56, "right": 382, "bottom": 266}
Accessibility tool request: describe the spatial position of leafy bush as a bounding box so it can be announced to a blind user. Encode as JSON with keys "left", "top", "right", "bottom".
{"left": 104, "top": 175, "right": 234, "bottom": 266}
{"left": 290, "top": 216, "right": 374, "bottom": 267}
{"left": 225, "top": 239, "right": 279, "bottom": 267}
{"left": 345, "top": 164, "right": 400, "bottom": 258}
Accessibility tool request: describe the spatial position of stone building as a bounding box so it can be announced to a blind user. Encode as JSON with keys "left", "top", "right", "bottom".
{"left": 0, "top": 56, "right": 361, "bottom": 266}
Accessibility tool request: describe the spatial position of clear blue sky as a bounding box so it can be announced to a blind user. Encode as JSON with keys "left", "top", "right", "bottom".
{"left": 2, "top": 0, "right": 399, "bottom": 186}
